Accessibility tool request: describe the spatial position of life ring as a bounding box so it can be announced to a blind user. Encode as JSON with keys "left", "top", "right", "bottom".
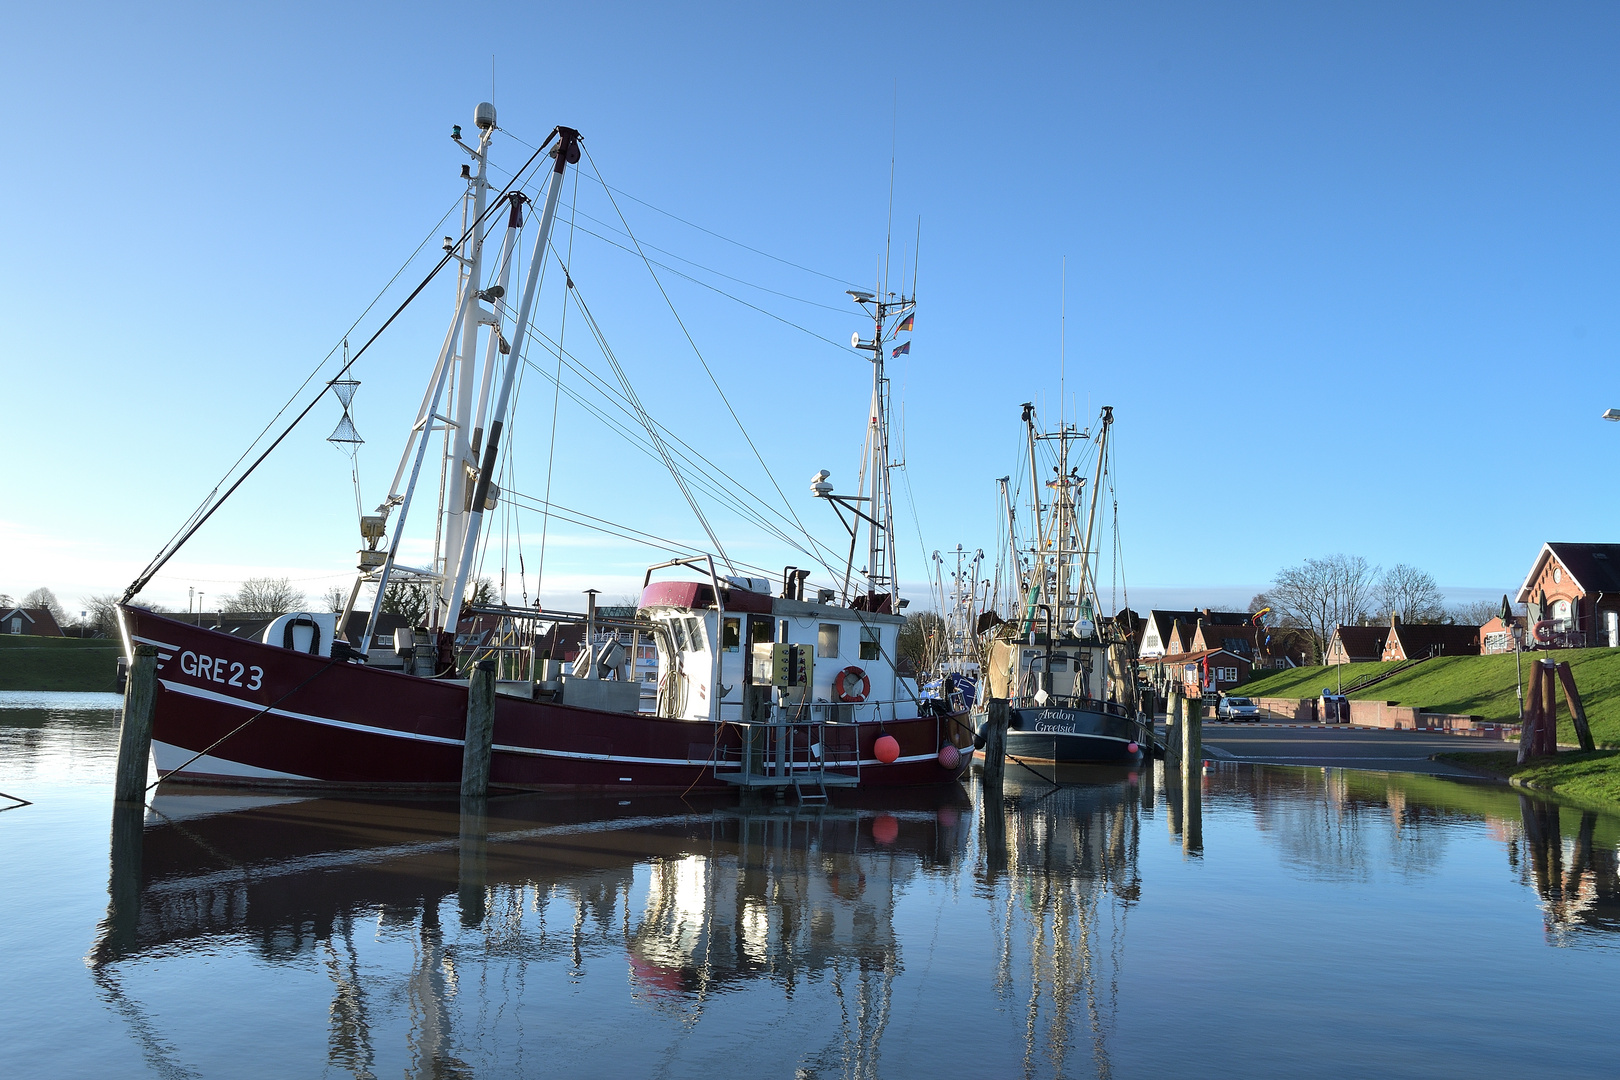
{"left": 834, "top": 665, "right": 871, "bottom": 703}
{"left": 1533, "top": 620, "right": 1554, "bottom": 645}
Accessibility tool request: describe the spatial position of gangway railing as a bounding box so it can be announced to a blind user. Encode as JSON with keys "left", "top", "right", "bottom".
{"left": 713, "top": 715, "right": 862, "bottom": 797}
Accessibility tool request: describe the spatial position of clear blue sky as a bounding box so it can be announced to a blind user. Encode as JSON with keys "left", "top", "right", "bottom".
{"left": 4, "top": 2, "right": 1617, "bottom": 617}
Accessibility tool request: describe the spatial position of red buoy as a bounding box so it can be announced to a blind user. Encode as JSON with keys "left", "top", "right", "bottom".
{"left": 872, "top": 814, "right": 899, "bottom": 845}
{"left": 1127, "top": 742, "right": 1139, "bottom": 755}
{"left": 938, "top": 743, "right": 961, "bottom": 769}
{"left": 874, "top": 734, "right": 900, "bottom": 764}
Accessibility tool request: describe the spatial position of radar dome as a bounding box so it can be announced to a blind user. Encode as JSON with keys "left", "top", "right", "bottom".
{"left": 475, "top": 102, "right": 497, "bottom": 130}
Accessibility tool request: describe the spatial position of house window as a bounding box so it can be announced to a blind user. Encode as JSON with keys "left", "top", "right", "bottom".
{"left": 1217, "top": 666, "right": 1239, "bottom": 683}
{"left": 860, "top": 627, "right": 881, "bottom": 661}
{"left": 818, "top": 623, "right": 840, "bottom": 658}
{"left": 721, "top": 617, "right": 740, "bottom": 654}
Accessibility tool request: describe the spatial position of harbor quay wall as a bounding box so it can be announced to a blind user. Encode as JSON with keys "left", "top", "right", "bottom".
{"left": 1249, "top": 697, "right": 1519, "bottom": 741}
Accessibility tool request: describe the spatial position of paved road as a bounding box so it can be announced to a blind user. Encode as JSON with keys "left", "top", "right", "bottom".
{"left": 1157, "top": 720, "right": 1510, "bottom": 778}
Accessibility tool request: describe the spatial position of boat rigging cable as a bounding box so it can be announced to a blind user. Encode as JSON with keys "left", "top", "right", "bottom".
{"left": 512, "top": 320, "right": 847, "bottom": 576}
{"left": 497, "top": 126, "right": 863, "bottom": 291}
{"left": 563, "top": 268, "right": 735, "bottom": 573}
{"left": 533, "top": 165, "right": 580, "bottom": 601}
{"left": 122, "top": 129, "right": 564, "bottom": 603}
{"left": 582, "top": 145, "right": 832, "bottom": 581}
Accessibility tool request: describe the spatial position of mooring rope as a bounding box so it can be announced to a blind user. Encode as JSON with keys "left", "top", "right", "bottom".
{"left": 143, "top": 657, "right": 343, "bottom": 794}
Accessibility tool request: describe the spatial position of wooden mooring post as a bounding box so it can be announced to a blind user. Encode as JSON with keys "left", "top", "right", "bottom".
{"left": 982, "top": 698, "right": 1010, "bottom": 790}
{"left": 1182, "top": 694, "right": 1203, "bottom": 774}
{"left": 1555, "top": 661, "right": 1596, "bottom": 753}
{"left": 462, "top": 660, "right": 496, "bottom": 803}
{"left": 1164, "top": 688, "right": 1181, "bottom": 769}
{"left": 113, "top": 645, "right": 158, "bottom": 805}
{"left": 1181, "top": 694, "right": 1204, "bottom": 856}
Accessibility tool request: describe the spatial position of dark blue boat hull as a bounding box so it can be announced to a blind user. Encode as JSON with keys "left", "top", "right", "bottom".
{"left": 1005, "top": 704, "right": 1145, "bottom": 765}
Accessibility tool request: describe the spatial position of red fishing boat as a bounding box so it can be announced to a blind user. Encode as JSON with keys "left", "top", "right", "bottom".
{"left": 118, "top": 105, "right": 971, "bottom": 795}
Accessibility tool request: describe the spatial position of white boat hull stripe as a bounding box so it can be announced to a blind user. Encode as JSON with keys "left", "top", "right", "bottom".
{"left": 158, "top": 680, "right": 948, "bottom": 770}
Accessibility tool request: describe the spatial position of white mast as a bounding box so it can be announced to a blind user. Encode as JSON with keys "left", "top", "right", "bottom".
{"left": 441, "top": 128, "right": 582, "bottom": 629}
{"left": 846, "top": 290, "right": 911, "bottom": 605}
{"left": 438, "top": 103, "right": 496, "bottom": 629}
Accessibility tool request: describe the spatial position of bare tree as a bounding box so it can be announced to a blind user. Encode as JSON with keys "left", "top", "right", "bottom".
{"left": 382, "top": 581, "right": 430, "bottom": 626}
{"left": 321, "top": 585, "right": 347, "bottom": 613}
{"left": 80, "top": 593, "right": 164, "bottom": 636}
{"left": 1267, "top": 554, "right": 1380, "bottom": 662}
{"left": 1375, "top": 564, "right": 1446, "bottom": 623}
{"left": 22, "top": 587, "right": 66, "bottom": 623}
{"left": 1448, "top": 597, "right": 1518, "bottom": 626}
{"left": 221, "top": 577, "right": 306, "bottom": 615}
{"left": 81, "top": 594, "right": 122, "bottom": 636}
{"left": 897, "top": 610, "right": 946, "bottom": 670}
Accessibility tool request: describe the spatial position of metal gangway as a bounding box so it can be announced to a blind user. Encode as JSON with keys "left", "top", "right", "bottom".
{"left": 713, "top": 710, "right": 861, "bottom": 803}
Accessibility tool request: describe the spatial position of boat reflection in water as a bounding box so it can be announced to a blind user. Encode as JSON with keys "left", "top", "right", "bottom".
{"left": 90, "top": 788, "right": 971, "bottom": 1077}
{"left": 76, "top": 741, "right": 1620, "bottom": 1077}
{"left": 981, "top": 763, "right": 1153, "bottom": 1079}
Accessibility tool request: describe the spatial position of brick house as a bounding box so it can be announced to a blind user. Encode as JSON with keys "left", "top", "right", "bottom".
{"left": 1140, "top": 609, "right": 1250, "bottom": 658}
{"left": 1381, "top": 618, "right": 1480, "bottom": 661}
{"left": 1479, "top": 614, "right": 1525, "bottom": 654}
{"left": 1259, "top": 626, "right": 1314, "bottom": 669}
{"left": 1515, "top": 542, "right": 1620, "bottom": 648}
{"left": 1144, "top": 647, "right": 1251, "bottom": 696}
{"left": 1, "top": 607, "right": 64, "bottom": 637}
{"left": 1325, "top": 625, "right": 1388, "bottom": 665}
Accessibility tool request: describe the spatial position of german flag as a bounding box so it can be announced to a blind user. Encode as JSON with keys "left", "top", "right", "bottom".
{"left": 890, "top": 341, "right": 910, "bottom": 358}
{"left": 895, "top": 313, "right": 914, "bottom": 332}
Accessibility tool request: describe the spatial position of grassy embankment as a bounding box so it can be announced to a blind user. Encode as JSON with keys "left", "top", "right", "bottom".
{"left": 1240, "top": 648, "right": 1620, "bottom": 807}
{"left": 0, "top": 635, "right": 122, "bottom": 692}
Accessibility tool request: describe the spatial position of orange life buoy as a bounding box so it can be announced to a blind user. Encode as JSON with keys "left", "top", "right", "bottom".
{"left": 1533, "top": 620, "right": 1554, "bottom": 644}
{"left": 834, "top": 665, "right": 871, "bottom": 703}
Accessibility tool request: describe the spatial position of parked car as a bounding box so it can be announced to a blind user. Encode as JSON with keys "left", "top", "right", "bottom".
{"left": 1217, "top": 696, "right": 1260, "bottom": 720}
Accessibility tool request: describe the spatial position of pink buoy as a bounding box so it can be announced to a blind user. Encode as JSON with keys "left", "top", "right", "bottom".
{"left": 938, "top": 743, "right": 961, "bottom": 769}
{"left": 872, "top": 814, "right": 899, "bottom": 845}
{"left": 1127, "top": 742, "right": 1139, "bottom": 754}
{"left": 874, "top": 734, "right": 900, "bottom": 764}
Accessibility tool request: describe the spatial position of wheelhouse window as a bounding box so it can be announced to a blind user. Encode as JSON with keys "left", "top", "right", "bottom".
{"left": 685, "top": 617, "right": 706, "bottom": 652}
{"left": 671, "top": 619, "right": 690, "bottom": 652}
{"left": 722, "top": 617, "right": 740, "bottom": 653}
{"left": 818, "top": 624, "right": 840, "bottom": 658}
{"left": 860, "top": 627, "right": 880, "bottom": 661}
{"left": 749, "top": 618, "right": 774, "bottom": 646}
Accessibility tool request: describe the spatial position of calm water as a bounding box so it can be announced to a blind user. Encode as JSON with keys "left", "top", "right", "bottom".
{"left": 2, "top": 691, "right": 1617, "bottom": 1079}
